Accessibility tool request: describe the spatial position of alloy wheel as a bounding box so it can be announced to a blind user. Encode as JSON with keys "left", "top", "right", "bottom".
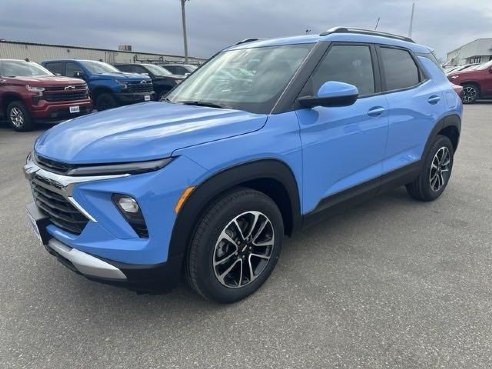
{"left": 10, "top": 107, "right": 25, "bottom": 128}
{"left": 429, "top": 147, "right": 451, "bottom": 192}
{"left": 462, "top": 86, "right": 477, "bottom": 103}
{"left": 213, "top": 211, "right": 275, "bottom": 288}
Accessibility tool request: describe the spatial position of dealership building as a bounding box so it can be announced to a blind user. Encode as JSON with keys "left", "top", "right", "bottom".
{"left": 446, "top": 38, "right": 492, "bottom": 66}
{"left": 0, "top": 40, "right": 204, "bottom": 65}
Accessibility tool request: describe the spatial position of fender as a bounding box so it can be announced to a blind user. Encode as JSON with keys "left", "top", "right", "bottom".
{"left": 423, "top": 114, "right": 461, "bottom": 156}
{"left": 168, "top": 159, "right": 302, "bottom": 264}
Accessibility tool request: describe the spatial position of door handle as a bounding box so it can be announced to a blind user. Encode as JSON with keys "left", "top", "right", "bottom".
{"left": 427, "top": 95, "right": 441, "bottom": 104}
{"left": 367, "top": 106, "right": 385, "bottom": 117}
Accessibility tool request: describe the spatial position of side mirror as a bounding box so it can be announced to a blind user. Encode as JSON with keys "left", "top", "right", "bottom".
{"left": 298, "top": 81, "right": 359, "bottom": 108}
{"left": 74, "top": 71, "right": 86, "bottom": 80}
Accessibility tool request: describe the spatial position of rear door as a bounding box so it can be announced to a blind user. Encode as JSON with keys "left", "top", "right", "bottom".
{"left": 296, "top": 43, "right": 389, "bottom": 213}
{"left": 378, "top": 46, "right": 447, "bottom": 174}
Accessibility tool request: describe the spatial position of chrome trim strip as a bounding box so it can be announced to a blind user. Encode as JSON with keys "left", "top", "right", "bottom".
{"left": 68, "top": 197, "right": 97, "bottom": 223}
{"left": 48, "top": 238, "right": 127, "bottom": 280}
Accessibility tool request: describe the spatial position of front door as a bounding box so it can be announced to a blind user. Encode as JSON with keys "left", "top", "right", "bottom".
{"left": 296, "top": 43, "right": 389, "bottom": 213}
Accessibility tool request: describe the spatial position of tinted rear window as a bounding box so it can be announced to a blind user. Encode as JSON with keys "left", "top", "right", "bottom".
{"left": 380, "top": 47, "right": 420, "bottom": 91}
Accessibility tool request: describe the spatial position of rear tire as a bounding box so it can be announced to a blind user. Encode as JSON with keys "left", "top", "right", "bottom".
{"left": 186, "top": 188, "right": 284, "bottom": 303}
{"left": 7, "top": 101, "right": 34, "bottom": 132}
{"left": 406, "top": 135, "right": 454, "bottom": 201}
{"left": 95, "top": 93, "right": 117, "bottom": 111}
{"left": 461, "top": 84, "right": 479, "bottom": 104}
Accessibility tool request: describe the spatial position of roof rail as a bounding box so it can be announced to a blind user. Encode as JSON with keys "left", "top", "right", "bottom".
{"left": 320, "top": 27, "right": 414, "bottom": 43}
{"left": 235, "top": 38, "right": 260, "bottom": 45}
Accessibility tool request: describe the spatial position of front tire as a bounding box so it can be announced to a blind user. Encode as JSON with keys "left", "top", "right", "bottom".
{"left": 461, "top": 84, "right": 479, "bottom": 104}
{"left": 7, "top": 101, "right": 34, "bottom": 132}
{"left": 95, "top": 93, "right": 117, "bottom": 111}
{"left": 186, "top": 188, "right": 284, "bottom": 303}
{"left": 406, "top": 135, "right": 454, "bottom": 201}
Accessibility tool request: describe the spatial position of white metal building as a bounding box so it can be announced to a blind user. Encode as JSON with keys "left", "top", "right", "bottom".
{"left": 446, "top": 38, "right": 492, "bottom": 66}
{"left": 0, "top": 40, "right": 204, "bottom": 65}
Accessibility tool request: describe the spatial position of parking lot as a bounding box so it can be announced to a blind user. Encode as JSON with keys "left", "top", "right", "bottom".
{"left": 0, "top": 104, "right": 491, "bottom": 368}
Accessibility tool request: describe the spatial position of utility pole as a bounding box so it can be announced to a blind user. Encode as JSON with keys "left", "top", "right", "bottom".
{"left": 180, "top": 0, "right": 189, "bottom": 63}
{"left": 408, "top": 2, "right": 415, "bottom": 38}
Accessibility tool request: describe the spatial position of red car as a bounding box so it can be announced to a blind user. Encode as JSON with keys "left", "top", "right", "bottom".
{"left": 0, "top": 59, "right": 92, "bottom": 131}
{"left": 448, "top": 60, "right": 492, "bottom": 103}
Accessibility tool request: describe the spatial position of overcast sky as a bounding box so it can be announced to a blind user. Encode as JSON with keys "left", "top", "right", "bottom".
{"left": 0, "top": 0, "right": 491, "bottom": 60}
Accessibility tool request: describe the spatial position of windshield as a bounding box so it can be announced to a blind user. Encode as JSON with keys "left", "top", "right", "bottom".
{"left": 476, "top": 60, "right": 492, "bottom": 70}
{"left": 167, "top": 44, "right": 314, "bottom": 114}
{"left": 0, "top": 60, "right": 53, "bottom": 77}
{"left": 81, "top": 60, "right": 121, "bottom": 74}
{"left": 144, "top": 64, "right": 172, "bottom": 76}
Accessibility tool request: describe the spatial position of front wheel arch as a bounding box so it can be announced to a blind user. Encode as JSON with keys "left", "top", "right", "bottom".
{"left": 168, "top": 159, "right": 301, "bottom": 272}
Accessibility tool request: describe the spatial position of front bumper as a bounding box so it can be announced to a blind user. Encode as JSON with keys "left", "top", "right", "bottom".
{"left": 114, "top": 91, "right": 156, "bottom": 104}
{"left": 29, "top": 201, "right": 182, "bottom": 292}
{"left": 30, "top": 99, "right": 93, "bottom": 120}
{"left": 24, "top": 153, "right": 208, "bottom": 291}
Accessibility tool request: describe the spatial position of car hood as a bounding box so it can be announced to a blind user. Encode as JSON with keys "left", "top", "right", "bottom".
{"left": 90, "top": 72, "right": 151, "bottom": 81}
{"left": 9, "top": 75, "right": 85, "bottom": 86}
{"left": 35, "top": 102, "right": 267, "bottom": 164}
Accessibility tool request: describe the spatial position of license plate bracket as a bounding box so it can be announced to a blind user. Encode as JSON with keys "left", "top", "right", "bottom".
{"left": 144, "top": 95, "right": 151, "bottom": 101}
{"left": 69, "top": 106, "right": 80, "bottom": 114}
{"left": 26, "top": 202, "right": 51, "bottom": 245}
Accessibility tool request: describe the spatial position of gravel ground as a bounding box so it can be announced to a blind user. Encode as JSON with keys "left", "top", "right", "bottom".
{"left": 0, "top": 104, "right": 491, "bottom": 368}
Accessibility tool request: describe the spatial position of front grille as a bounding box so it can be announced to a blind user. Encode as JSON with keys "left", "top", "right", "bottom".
{"left": 44, "top": 92, "right": 88, "bottom": 102}
{"left": 44, "top": 85, "right": 89, "bottom": 102}
{"left": 35, "top": 154, "right": 72, "bottom": 175}
{"left": 126, "top": 82, "right": 153, "bottom": 93}
{"left": 30, "top": 178, "right": 89, "bottom": 235}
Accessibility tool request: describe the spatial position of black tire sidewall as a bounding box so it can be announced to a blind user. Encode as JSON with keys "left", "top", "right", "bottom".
{"left": 419, "top": 135, "right": 454, "bottom": 200}
{"left": 95, "top": 93, "right": 117, "bottom": 111}
{"left": 189, "top": 189, "right": 284, "bottom": 303}
{"left": 7, "top": 101, "right": 33, "bottom": 131}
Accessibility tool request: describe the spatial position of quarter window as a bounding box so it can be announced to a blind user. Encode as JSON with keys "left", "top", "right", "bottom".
{"left": 380, "top": 47, "right": 420, "bottom": 91}
{"left": 307, "top": 45, "right": 375, "bottom": 97}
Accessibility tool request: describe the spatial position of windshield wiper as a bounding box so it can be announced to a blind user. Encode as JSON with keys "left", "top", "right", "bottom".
{"left": 180, "top": 100, "right": 226, "bottom": 109}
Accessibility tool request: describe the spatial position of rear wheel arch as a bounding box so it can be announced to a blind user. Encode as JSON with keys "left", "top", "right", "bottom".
{"left": 424, "top": 114, "right": 461, "bottom": 155}
{"left": 168, "top": 159, "right": 302, "bottom": 267}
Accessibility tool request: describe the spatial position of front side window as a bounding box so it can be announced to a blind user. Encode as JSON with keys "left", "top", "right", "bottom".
{"left": 306, "top": 44, "right": 375, "bottom": 97}
{"left": 380, "top": 47, "right": 420, "bottom": 91}
{"left": 0, "top": 60, "right": 53, "bottom": 77}
{"left": 167, "top": 44, "right": 313, "bottom": 114}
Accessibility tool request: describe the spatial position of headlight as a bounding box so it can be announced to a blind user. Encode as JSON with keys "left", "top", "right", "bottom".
{"left": 114, "top": 79, "right": 128, "bottom": 90}
{"left": 450, "top": 75, "right": 459, "bottom": 80}
{"left": 66, "top": 157, "right": 174, "bottom": 176}
{"left": 26, "top": 85, "right": 45, "bottom": 95}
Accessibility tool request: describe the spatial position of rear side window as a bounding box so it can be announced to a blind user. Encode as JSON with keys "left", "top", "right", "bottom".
{"left": 45, "top": 62, "right": 64, "bottom": 75}
{"left": 380, "top": 47, "right": 420, "bottom": 91}
{"left": 307, "top": 44, "right": 375, "bottom": 96}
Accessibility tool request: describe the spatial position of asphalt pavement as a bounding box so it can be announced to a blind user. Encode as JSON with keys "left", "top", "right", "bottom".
{"left": 1, "top": 104, "right": 491, "bottom": 368}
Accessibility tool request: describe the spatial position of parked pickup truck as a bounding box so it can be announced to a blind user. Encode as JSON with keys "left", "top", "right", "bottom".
{"left": 42, "top": 59, "right": 154, "bottom": 111}
{"left": 115, "top": 63, "right": 184, "bottom": 100}
{"left": 0, "top": 59, "right": 92, "bottom": 131}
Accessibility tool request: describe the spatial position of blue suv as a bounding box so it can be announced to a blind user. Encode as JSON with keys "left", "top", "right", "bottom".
{"left": 25, "top": 28, "right": 462, "bottom": 303}
{"left": 41, "top": 59, "right": 154, "bottom": 111}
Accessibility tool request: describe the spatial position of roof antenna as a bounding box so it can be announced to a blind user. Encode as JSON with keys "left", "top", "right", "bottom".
{"left": 374, "top": 17, "right": 380, "bottom": 30}
{"left": 408, "top": 2, "right": 415, "bottom": 38}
